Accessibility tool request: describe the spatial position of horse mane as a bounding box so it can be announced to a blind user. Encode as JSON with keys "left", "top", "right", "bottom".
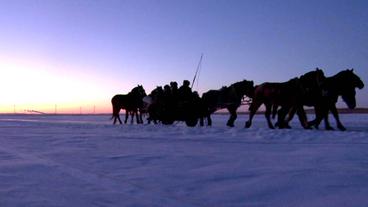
{"left": 300, "top": 68, "right": 324, "bottom": 79}
{"left": 330, "top": 70, "right": 350, "bottom": 81}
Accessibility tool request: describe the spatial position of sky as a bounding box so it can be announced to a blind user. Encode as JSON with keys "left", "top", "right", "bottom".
{"left": 0, "top": 0, "right": 367, "bottom": 113}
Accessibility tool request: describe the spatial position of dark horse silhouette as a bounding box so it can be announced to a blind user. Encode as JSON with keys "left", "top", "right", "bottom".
{"left": 273, "top": 68, "right": 326, "bottom": 128}
{"left": 111, "top": 85, "right": 146, "bottom": 125}
{"left": 245, "top": 69, "right": 325, "bottom": 129}
{"left": 307, "top": 69, "right": 364, "bottom": 130}
{"left": 201, "top": 80, "right": 254, "bottom": 127}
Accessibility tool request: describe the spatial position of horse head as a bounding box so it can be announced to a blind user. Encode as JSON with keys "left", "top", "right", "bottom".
{"left": 348, "top": 69, "right": 364, "bottom": 89}
{"left": 131, "top": 85, "right": 147, "bottom": 98}
{"left": 342, "top": 87, "right": 357, "bottom": 109}
{"left": 337, "top": 69, "right": 364, "bottom": 109}
{"left": 333, "top": 69, "right": 364, "bottom": 109}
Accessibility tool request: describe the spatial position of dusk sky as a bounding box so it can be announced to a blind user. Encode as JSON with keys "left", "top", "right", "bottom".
{"left": 0, "top": 0, "right": 367, "bottom": 113}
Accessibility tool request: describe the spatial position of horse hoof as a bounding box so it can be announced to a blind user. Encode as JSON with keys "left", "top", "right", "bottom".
{"left": 227, "top": 123, "right": 235, "bottom": 127}
{"left": 268, "top": 124, "right": 275, "bottom": 129}
{"left": 338, "top": 126, "right": 346, "bottom": 131}
{"left": 279, "top": 124, "right": 290, "bottom": 129}
{"left": 326, "top": 126, "right": 334, "bottom": 131}
{"left": 245, "top": 122, "right": 251, "bottom": 128}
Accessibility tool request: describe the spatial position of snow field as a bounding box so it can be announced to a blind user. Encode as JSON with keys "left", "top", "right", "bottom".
{"left": 0, "top": 114, "right": 367, "bottom": 207}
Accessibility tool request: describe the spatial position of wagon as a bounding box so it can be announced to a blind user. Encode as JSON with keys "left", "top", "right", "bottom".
{"left": 145, "top": 95, "right": 203, "bottom": 127}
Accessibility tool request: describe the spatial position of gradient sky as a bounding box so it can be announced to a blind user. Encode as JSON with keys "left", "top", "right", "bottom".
{"left": 0, "top": 0, "right": 367, "bottom": 113}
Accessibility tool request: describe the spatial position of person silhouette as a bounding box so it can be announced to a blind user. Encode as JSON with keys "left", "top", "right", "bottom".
{"left": 178, "top": 80, "right": 192, "bottom": 101}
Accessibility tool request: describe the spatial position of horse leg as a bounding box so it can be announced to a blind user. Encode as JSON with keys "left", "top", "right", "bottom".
{"left": 137, "top": 110, "right": 143, "bottom": 124}
{"left": 286, "top": 107, "right": 296, "bottom": 124}
{"left": 272, "top": 104, "right": 278, "bottom": 119}
{"left": 277, "top": 107, "right": 296, "bottom": 129}
{"left": 131, "top": 110, "right": 139, "bottom": 124}
{"left": 226, "top": 106, "right": 237, "bottom": 127}
{"left": 265, "top": 103, "right": 275, "bottom": 129}
{"left": 130, "top": 111, "right": 134, "bottom": 124}
{"left": 245, "top": 100, "right": 262, "bottom": 128}
{"left": 134, "top": 110, "right": 140, "bottom": 124}
{"left": 147, "top": 117, "right": 151, "bottom": 124}
{"left": 207, "top": 115, "right": 212, "bottom": 126}
{"left": 139, "top": 110, "right": 144, "bottom": 124}
{"left": 139, "top": 113, "right": 143, "bottom": 124}
{"left": 124, "top": 110, "right": 129, "bottom": 124}
{"left": 279, "top": 107, "right": 295, "bottom": 129}
{"left": 198, "top": 107, "right": 206, "bottom": 127}
{"left": 205, "top": 108, "right": 215, "bottom": 126}
{"left": 113, "top": 115, "right": 121, "bottom": 125}
{"left": 319, "top": 106, "right": 334, "bottom": 130}
{"left": 199, "top": 109, "right": 206, "bottom": 127}
{"left": 309, "top": 105, "right": 326, "bottom": 129}
{"left": 322, "top": 112, "right": 334, "bottom": 130}
{"left": 129, "top": 111, "right": 133, "bottom": 124}
{"left": 136, "top": 111, "right": 140, "bottom": 124}
{"left": 113, "top": 107, "right": 122, "bottom": 125}
{"left": 286, "top": 105, "right": 309, "bottom": 129}
{"left": 296, "top": 106, "right": 310, "bottom": 129}
{"left": 330, "top": 105, "right": 346, "bottom": 131}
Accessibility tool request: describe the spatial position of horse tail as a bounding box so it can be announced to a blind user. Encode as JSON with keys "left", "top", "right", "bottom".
{"left": 111, "top": 95, "right": 119, "bottom": 118}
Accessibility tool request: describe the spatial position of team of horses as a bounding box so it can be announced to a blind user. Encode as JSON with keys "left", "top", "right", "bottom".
{"left": 111, "top": 68, "right": 364, "bottom": 130}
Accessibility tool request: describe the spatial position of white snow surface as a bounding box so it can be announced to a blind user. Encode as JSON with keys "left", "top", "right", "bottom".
{"left": 0, "top": 114, "right": 368, "bottom": 207}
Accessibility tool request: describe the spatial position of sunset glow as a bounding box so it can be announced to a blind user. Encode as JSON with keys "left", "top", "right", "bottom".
{"left": 0, "top": 55, "right": 113, "bottom": 113}
{"left": 0, "top": 0, "right": 367, "bottom": 114}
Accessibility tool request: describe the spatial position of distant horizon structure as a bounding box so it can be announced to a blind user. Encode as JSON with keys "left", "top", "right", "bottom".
{"left": 55, "top": 104, "right": 57, "bottom": 114}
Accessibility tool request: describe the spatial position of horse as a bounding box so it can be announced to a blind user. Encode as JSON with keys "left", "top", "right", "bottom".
{"left": 308, "top": 69, "right": 364, "bottom": 130}
{"left": 245, "top": 77, "right": 309, "bottom": 129}
{"left": 201, "top": 80, "right": 254, "bottom": 127}
{"left": 273, "top": 68, "right": 326, "bottom": 128}
{"left": 111, "top": 85, "right": 146, "bottom": 125}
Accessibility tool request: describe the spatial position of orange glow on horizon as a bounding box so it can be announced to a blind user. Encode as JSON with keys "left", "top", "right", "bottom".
{"left": 0, "top": 55, "right": 121, "bottom": 114}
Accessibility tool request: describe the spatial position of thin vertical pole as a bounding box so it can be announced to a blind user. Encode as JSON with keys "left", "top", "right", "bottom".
{"left": 191, "top": 53, "right": 203, "bottom": 89}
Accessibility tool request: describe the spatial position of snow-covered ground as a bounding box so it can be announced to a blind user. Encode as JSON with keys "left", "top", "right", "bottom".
{"left": 0, "top": 114, "right": 367, "bottom": 207}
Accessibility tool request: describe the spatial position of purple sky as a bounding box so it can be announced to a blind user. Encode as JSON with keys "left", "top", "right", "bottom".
{"left": 0, "top": 0, "right": 367, "bottom": 113}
